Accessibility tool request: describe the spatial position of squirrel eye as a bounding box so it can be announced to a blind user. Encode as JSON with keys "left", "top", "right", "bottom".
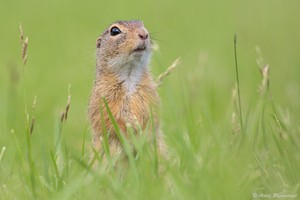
{"left": 110, "top": 26, "right": 121, "bottom": 36}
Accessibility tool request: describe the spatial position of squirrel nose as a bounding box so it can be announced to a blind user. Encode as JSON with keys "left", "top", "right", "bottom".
{"left": 138, "top": 30, "right": 149, "bottom": 40}
{"left": 138, "top": 33, "right": 148, "bottom": 40}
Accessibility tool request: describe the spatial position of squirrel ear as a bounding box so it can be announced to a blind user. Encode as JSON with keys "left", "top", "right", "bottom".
{"left": 96, "top": 37, "right": 102, "bottom": 48}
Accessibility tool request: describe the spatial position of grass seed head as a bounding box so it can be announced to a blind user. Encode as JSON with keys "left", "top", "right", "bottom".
{"left": 256, "top": 47, "right": 270, "bottom": 95}
{"left": 19, "top": 24, "right": 24, "bottom": 44}
{"left": 30, "top": 117, "right": 35, "bottom": 135}
{"left": 61, "top": 112, "right": 65, "bottom": 123}
{"left": 64, "top": 84, "right": 71, "bottom": 121}
{"left": 19, "top": 24, "right": 29, "bottom": 65}
{"left": 156, "top": 58, "right": 180, "bottom": 87}
{"left": 22, "top": 37, "right": 29, "bottom": 65}
{"left": 32, "top": 96, "right": 37, "bottom": 111}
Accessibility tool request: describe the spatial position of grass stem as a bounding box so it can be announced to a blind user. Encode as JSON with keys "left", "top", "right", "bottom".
{"left": 234, "top": 34, "right": 244, "bottom": 134}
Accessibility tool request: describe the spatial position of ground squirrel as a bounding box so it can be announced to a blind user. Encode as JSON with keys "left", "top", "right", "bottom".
{"left": 88, "top": 20, "right": 165, "bottom": 159}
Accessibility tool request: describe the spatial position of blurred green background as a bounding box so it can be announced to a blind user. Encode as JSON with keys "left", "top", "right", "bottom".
{"left": 0, "top": 0, "right": 300, "bottom": 199}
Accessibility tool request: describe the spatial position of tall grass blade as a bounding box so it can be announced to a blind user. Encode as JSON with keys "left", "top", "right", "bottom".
{"left": 81, "top": 126, "right": 87, "bottom": 159}
{"left": 150, "top": 109, "right": 158, "bottom": 176}
{"left": 234, "top": 34, "right": 244, "bottom": 134}
{"left": 49, "top": 150, "right": 62, "bottom": 190}
{"left": 102, "top": 98, "right": 138, "bottom": 174}
{"left": 0, "top": 146, "right": 6, "bottom": 164}
{"left": 99, "top": 101, "right": 111, "bottom": 160}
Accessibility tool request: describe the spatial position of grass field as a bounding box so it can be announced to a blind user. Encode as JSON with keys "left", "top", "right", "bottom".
{"left": 1, "top": 0, "right": 300, "bottom": 199}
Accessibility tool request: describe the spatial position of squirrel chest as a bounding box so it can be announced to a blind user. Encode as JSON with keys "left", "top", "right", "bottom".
{"left": 89, "top": 70, "right": 159, "bottom": 137}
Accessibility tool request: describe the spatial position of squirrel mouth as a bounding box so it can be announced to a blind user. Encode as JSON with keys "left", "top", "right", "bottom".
{"left": 133, "top": 46, "right": 146, "bottom": 52}
{"left": 133, "top": 44, "right": 147, "bottom": 53}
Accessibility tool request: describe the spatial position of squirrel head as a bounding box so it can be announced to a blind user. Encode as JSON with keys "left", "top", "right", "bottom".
{"left": 96, "top": 20, "right": 152, "bottom": 73}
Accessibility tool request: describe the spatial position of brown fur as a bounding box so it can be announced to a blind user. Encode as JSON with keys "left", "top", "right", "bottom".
{"left": 88, "top": 20, "right": 165, "bottom": 158}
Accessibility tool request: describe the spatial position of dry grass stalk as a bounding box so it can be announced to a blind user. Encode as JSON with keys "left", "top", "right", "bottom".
{"left": 258, "top": 64, "right": 270, "bottom": 94}
{"left": 61, "top": 84, "right": 71, "bottom": 123}
{"left": 156, "top": 58, "right": 180, "bottom": 87}
{"left": 231, "top": 112, "right": 241, "bottom": 134}
{"left": 255, "top": 46, "right": 270, "bottom": 95}
{"left": 19, "top": 24, "right": 29, "bottom": 65}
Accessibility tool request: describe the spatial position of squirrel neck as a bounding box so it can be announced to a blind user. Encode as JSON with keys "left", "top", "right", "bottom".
{"left": 96, "top": 60, "right": 149, "bottom": 95}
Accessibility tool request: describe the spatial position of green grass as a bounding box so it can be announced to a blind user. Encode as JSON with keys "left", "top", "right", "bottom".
{"left": 1, "top": 0, "right": 300, "bottom": 199}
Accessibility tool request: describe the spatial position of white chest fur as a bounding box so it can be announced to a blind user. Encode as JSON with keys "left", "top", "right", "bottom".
{"left": 118, "top": 63, "right": 146, "bottom": 95}
{"left": 112, "top": 50, "right": 151, "bottom": 95}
